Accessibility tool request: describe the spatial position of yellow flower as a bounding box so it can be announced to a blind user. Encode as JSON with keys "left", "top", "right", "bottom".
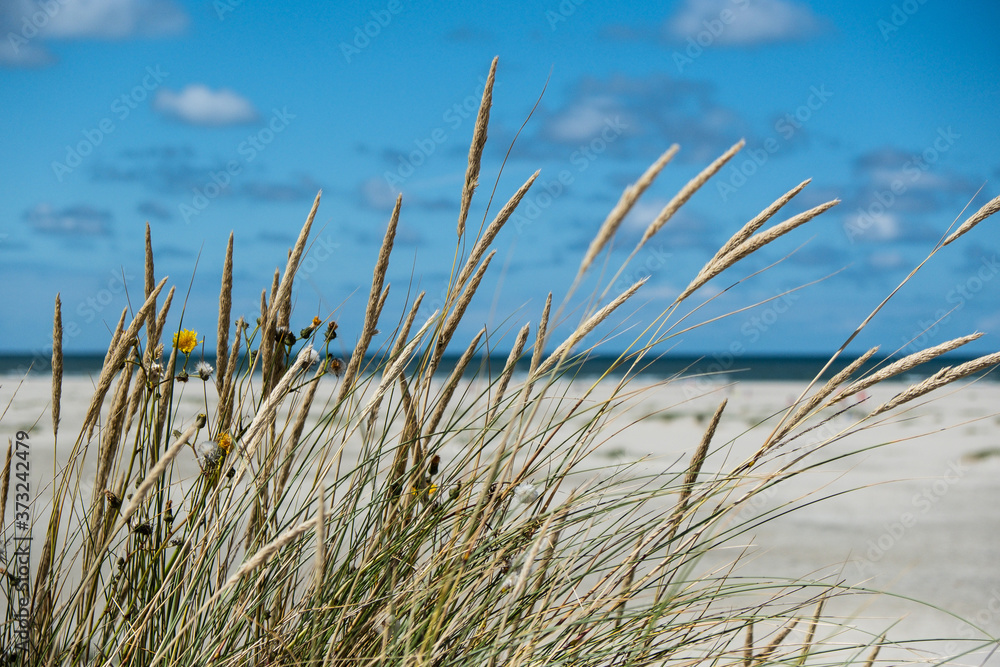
{"left": 216, "top": 432, "right": 233, "bottom": 454}
{"left": 172, "top": 329, "right": 199, "bottom": 354}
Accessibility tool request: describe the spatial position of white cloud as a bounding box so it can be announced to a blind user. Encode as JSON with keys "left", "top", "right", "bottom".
{"left": 667, "top": 0, "right": 823, "bottom": 46}
{"left": 24, "top": 203, "right": 112, "bottom": 235}
{"left": 622, "top": 198, "right": 668, "bottom": 234}
{"left": 360, "top": 176, "right": 399, "bottom": 210}
{"left": 868, "top": 250, "right": 905, "bottom": 270}
{"left": 844, "top": 210, "right": 902, "bottom": 241}
{"left": 154, "top": 85, "right": 258, "bottom": 126}
{"left": 43, "top": 0, "right": 187, "bottom": 39}
{"left": 533, "top": 74, "right": 748, "bottom": 165}
{"left": 0, "top": 0, "right": 186, "bottom": 68}
{"left": 546, "top": 95, "right": 628, "bottom": 143}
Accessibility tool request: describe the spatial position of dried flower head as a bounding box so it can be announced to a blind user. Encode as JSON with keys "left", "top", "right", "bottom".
{"left": 324, "top": 320, "right": 339, "bottom": 342}
{"left": 514, "top": 482, "right": 540, "bottom": 505}
{"left": 149, "top": 362, "right": 163, "bottom": 380}
{"left": 196, "top": 360, "right": 214, "bottom": 380}
{"left": 300, "top": 316, "right": 323, "bottom": 339}
{"left": 197, "top": 440, "right": 224, "bottom": 467}
{"left": 103, "top": 489, "right": 122, "bottom": 510}
{"left": 276, "top": 325, "right": 296, "bottom": 346}
{"left": 172, "top": 329, "right": 199, "bottom": 355}
{"left": 298, "top": 345, "right": 320, "bottom": 367}
{"left": 216, "top": 432, "right": 233, "bottom": 454}
{"left": 326, "top": 357, "right": 343, "bottom": 376}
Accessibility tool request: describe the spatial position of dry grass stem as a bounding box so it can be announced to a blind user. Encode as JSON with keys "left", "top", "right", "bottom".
{"left": 840, "top": 332, "right": 983, "bottom": 401}
{"left": 456, "top": 56, "right": 497, "bottom": 238}
{"left": 635, "top": 139, "right": 745, "bottom": 252}
{"left": 149, "top": 517, "right": 319, "bottom": 667}
{"left": 276, "top": 190, "right": 322, "bottom": 328}
{"left": 768, "top": 347, "right": 879, "bottom": 446}
{"left": 869, "top": 351, "right": 1000, "bottom": 417}
{"left": 431, "top": 251, "right": 495, "bottom": 376}
{"left": 235, "top": 347, "right": 318, "bottom": 483}
{"left": 361, "top": 312, "right": 438, "bottom": 422}
{"left": 340, "top": 194, "right": 401, "bottom": 401}
{"left": 0, "top": 443, "right": 11, "bottom": 530}
{"left": 274, "top": 365, "right": 323, "bottom": 501}
{"left": 313, "top": 484, "right": 327, "bottom": 595}
{"left": 796, "top": 598, "right": 825, "bottom": 665}
{"left": 682, "top": 179, "right": 811, "bottom": 302}
{"left": 578, "top": 145, "right": 680, "bottom": 279}
{"left": 144, "top": 223, "right": 156, "bottom": 341}
{"left": 752, "top": 617, "right": 798, "bottom": 665}
{"left": 676, "top": 199, "right": 838, "bottom": 303}
{"left": 217, "top": 231, "right": 234, "bottom": 382}
{"left": 220, "top": 316, "right": 246, "bottom": 432}
{"left": 424, "top": 328, "right": 485, "bottom": 439}
{"left": 668, "top": 398, "right": 726, "bottom": 540}
{"left": 51, "top": 293, "right": 63, "bottom": 442}
{"left": 455, "top": 170, "right": 538, "bottom": 294}
{"left": 536, "top": 277, "right": 646, "bottom": 377}
{"left": 487, "top": 322, "right": 530, "bottom": 423}
{"left": 942, "top": 193, "right": 1000, "bottom": 247}
{"left": 390, "top": 293, "right": 424, "bottom": 359}
{"left": 862, "top": 636, "right": 885, "bottom": 667}
{"left": 82, "top": 278, "right": 167, "bottom": 437}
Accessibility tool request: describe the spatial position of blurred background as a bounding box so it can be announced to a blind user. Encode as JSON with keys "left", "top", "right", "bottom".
{"left": 1, "top": 0, "right": 998, "bottom": 362}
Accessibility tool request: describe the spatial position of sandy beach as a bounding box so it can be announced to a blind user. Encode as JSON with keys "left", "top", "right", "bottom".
{"left": 2, "top": 371, "right": 998, "bottom": 662}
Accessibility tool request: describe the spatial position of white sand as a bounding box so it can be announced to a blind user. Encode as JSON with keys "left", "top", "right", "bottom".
{"left": 2, "top": 372, "right": 998, "bottom": 662}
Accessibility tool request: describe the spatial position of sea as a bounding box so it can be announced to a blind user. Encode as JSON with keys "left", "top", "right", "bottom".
{"left": 1, "top": 352, "right": 995, "bottom": 383}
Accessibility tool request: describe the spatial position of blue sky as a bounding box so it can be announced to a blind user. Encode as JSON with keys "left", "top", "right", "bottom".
{"left": 2, "top": 0, "right": 998, "bottom": 362}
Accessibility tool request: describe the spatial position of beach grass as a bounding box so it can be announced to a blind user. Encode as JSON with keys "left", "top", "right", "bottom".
{"left": 3, "top": 57, "right": 1000, "bottom": 666}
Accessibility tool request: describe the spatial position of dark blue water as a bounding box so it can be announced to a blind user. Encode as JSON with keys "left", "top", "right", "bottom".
{"left": 2, "top": 353, "right": 995, "bottom": 382}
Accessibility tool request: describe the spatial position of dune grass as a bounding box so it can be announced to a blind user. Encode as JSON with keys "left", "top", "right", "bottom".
{"left": 3, "top": 57, "right": 1000, "bottom": 666}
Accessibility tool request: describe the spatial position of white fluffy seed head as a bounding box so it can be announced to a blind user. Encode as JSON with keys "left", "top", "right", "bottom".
{"left": 515, "top": 482, "right": 540, "bottom": 505}
{"left": 298, "top": 345, "right": 320, "bottom": 367}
